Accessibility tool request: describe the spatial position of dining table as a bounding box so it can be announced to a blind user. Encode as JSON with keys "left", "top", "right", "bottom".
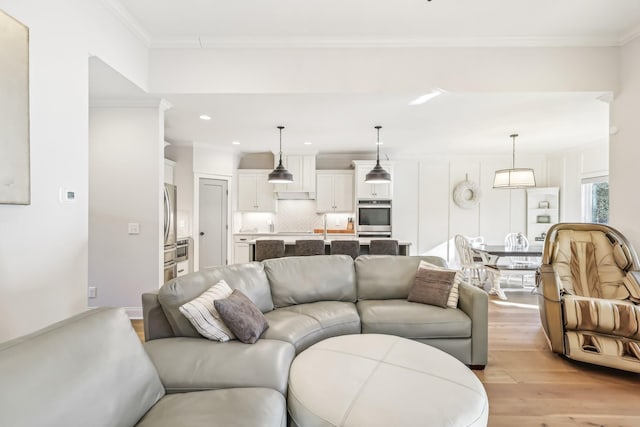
{"left": 471, "top": 244, "right": 543, "bottom": 300}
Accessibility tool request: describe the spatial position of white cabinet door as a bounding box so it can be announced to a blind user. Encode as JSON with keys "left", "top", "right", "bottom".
{"left": 355, "top": 163, "right": 393, "bottom": 199}
{"left": 237, "top": 171, "right": 276, "bottom": 212}
{"left": 316, "top": 173, "right": 335, "bottom": 212}
{"left": 316, "top": 171, "right": 354, "bottom": 213}
{"left": 176, "top": 260, "right": 189, "bottom": 277}
{"left": 274, "top": 155, "right": 316, "bottom": 193}
{"left": 234, "top": 243, "right": 251, "bottom": 264}
{"left": 255, "top": 172, "right": 276, "bottom": 211}
{"left": 333, "top": 173, "right": 354, "bottom": 212}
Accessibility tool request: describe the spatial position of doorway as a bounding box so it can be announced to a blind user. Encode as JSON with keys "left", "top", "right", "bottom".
{"left": 198, "top": 178, "right": 228, "bottom": 268}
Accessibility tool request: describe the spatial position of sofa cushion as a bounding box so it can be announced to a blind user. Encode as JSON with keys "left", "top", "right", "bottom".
{"left": 357, "top": 299, "right": 471, "bottom": 339}
{"left": 264, "top": 255, "right": 356, "bottom": 308}
{"left": 158, "top": 262, "right": 274, "bottom": 337}
{"left": 356, "top": 255, "right": 448, "bottom": 300}
{"left": 136, "top": 388, "right": 286, "bottom": 427}
{"left": 215, "top": 289, "right": 269, "bottom": 344}
{"left": 179, "top": 280, "right": 235, "bottom": 341}
{"left": 144, "top": 337, "right": 295, "bottom": 395}
{"left": 263, "top": 301, "right": 361, "bottom": 353}
{"left": 412, "top": 261, "right": 462, "bottom": 309}
{"left": 408, "top": 265, "right": 456, "bottom": 308}
{"left": 0, "top": 308, "right": 165, "bottom": 427}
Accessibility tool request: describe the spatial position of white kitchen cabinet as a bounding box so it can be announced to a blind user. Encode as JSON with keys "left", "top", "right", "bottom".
{"left": 526, "top": 187, "right": 560, "bottom": 243}
{"left": 274, "top": 154, "right": 316, "bottom": 194}
{"left": 234, "top": 235, "right": 254, "bottom": 264}
{"left": 316, "top": 170, "right": 354, "bottom": 212}
{"left": 176, "top": 260, "right": 189, "bottom": 277}
{"left": 237, "top": 170, "right": 276, "bottom": 212}
{"left": 353, "top": 161, "right": 393, "bottom": 199}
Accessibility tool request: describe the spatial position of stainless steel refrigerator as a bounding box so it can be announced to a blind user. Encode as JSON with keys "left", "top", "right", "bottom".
{"left": 163, "top": 183, "right": 177, "bottom": 282}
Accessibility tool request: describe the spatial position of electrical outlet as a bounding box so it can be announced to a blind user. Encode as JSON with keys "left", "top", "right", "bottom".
{"left": 128, "top": 223, "right": 140, "bottom": 235}
{"left": 88, "top": 287, "right": 97, "bottom": 298}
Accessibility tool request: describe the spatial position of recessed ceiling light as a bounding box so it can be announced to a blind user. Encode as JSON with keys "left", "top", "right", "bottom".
{"left": 304, "top": 141, "right": 312, "bottom": 145}
{"left": 199, "top": 114, "right": 211, "bottom": 120}
{"left": 231, "top": 141, "right": 240, "bottom": 145}
{"left": 409, "top": 88, "right": 445, "bottom": 106}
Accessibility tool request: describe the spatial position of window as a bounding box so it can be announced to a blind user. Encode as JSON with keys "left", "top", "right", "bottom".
{"left": 581, "top": 176, "right": 609, "bottom": 224}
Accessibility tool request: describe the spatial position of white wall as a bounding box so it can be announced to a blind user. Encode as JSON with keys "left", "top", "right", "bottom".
{"left": 403, "top": 154, "right": 547, "bottom": 263}
{"left": 547, "top": 142, "right": 609, "bottom": 222}
{"left": 89, "top": 105, "right": 164, "bottom": 316}
{"left": 0, "top": 0, "right": 148, "bottom": 341}
{"left": 611, "top": 37, "right": 640, "bottom": 249}
{"left": 149, "top": 47, "right": 619, "bottom": 94}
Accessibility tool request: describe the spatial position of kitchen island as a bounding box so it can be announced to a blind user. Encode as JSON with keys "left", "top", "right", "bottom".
{"left": 246, "top": 238, "right": 411, "bottom": 261}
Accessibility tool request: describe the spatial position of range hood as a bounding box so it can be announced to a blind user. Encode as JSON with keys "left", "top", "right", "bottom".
{"left": 276, "top": 191, "right": 316, "bottom": 200}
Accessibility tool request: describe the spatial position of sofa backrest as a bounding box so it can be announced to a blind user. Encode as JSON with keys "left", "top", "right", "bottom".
{"left": 0, "top": 307, "right": 164, "bottom": 427}
{"left": 356, "top": 255, "right": 447, "bottom": 300}
{"left": 264, "top": 255, "right": 356, "bottom": 308}
{"left": 158, "top": 262, "right": 274, "bottom": 337}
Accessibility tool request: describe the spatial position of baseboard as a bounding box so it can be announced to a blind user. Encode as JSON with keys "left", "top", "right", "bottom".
{"left": 125, "top": 307, "right": 143, "bottom": 319}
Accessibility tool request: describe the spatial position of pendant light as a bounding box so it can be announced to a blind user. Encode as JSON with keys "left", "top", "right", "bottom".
{"left": 493, "top": 133, "right": 536, "bottom": 189}
{"left": 268, "top": 126, "right": 293, "bottom": 183}
{"left": 365, "top": 126, "right": 392, "bottom": 183}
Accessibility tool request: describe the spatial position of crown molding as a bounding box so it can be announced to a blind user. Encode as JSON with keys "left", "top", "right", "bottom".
{"left": 619, "top": 24, "right": 640, "bottom": 45}
{"left": 89, "top": 97, "right": 168, "bottom": 108}
{"left": 101, "top": 0, "right": 152, "bottom": 47}
{"left": 148, "top": 35, "right": 625, "bottom": 49}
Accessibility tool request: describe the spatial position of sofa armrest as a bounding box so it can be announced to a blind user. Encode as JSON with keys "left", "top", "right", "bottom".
{"left": 457, "top": 281, "right": 488, "bottom": 366}
{"left": 142, "top": 291, "right": 175, "bottom": 342}
{"left": 143, "top": 337, "right": 295, "bottom": 396}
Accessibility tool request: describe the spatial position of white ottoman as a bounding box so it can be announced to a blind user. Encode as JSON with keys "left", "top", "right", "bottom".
{"left": 288, "top": 334, "right": 488, "bottom": 427}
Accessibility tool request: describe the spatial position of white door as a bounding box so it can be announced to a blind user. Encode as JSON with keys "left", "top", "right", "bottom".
{"left": 333, "top": 174, "right": 354, "bottom": 212}
{"left": 199, "top": 178, "right": 228, "bottom": 268}
{"left": 316, "top": 174, "right": 335, "bottom": 212}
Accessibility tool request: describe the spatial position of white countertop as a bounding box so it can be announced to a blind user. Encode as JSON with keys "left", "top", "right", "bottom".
{"left": 246, "top": 238, "right": 411, "bottom": 246}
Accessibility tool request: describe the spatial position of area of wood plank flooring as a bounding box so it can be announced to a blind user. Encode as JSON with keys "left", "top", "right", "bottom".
{"left": 132, "top": 290, "right": 640, "bottom": 426}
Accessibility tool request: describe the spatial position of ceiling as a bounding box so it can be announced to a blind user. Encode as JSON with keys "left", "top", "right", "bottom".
{"left": 90, "top": 1, "right": 640, "bottom": 155}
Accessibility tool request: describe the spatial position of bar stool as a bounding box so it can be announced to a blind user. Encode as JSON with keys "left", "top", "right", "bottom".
{"left": 369, "top": 239, "right": 399, "bottom": 255}
{"left": 295, "top": 239, "right": 326, "bottom": 256}
{"left": 330, "top": 240, "right": 360, "bottom": 259}
{"left": 255, "top": 239, "right": 285, "bottom": 262}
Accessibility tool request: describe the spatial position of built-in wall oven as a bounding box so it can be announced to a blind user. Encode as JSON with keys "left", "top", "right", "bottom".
{"left": 357, "top": 199, "right": 392, "bottom": 237}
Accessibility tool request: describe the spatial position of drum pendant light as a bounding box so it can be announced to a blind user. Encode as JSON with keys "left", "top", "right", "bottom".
{"left": 493, "top": 133, "right": 536, "bottom": 189}
{"left": 365, "top": 126, "right": 392, "bottom": 183}
{"left": 268, "top": 126, "right": 293, "bottom": 183}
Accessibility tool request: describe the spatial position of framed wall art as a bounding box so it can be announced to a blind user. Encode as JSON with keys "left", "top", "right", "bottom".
{"left": 0, "top": 10, "right": 30, "bottom": 204}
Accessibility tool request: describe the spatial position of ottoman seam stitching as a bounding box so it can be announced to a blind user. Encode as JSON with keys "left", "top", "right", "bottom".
{"left": 339, "top": 338, "right": 401, "bottom": 427}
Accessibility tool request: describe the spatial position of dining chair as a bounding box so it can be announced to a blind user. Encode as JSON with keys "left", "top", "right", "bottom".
{"left": 294, "top": 239, "right": 326, "bottom": 256}
{"left": 330, "top": 240, "right": 360, "bottom": 259}
{"left": 502, "top": 232, "right": 538, "bottom": 287}
{"left": 453, "top": 235, "right": 487, "bottom": 288}
{"left": 255, "top": 239, "right": 285, "bottom": 262}
{"left": 369, "top": 240, "right": 399, "bottom": 255}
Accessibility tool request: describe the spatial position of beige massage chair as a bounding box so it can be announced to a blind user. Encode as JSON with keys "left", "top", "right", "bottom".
{"left": 537, "top": 223, "right": 640, "bottom": 373}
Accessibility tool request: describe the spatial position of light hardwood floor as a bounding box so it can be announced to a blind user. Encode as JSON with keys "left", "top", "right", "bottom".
{"left": 132, "top": 290, "right": 640, "bottom": 426}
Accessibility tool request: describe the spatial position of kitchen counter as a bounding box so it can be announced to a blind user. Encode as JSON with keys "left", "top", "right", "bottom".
{"left": 245, "top": 238, "right": 411, "bottom": 260}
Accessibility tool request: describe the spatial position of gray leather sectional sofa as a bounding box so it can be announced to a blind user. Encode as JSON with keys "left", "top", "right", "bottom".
{"left": 142, "top": 255, "right": 488, "bottom": 425}
{"left": 0, "top": 255, "right": 488, "bottom": 427}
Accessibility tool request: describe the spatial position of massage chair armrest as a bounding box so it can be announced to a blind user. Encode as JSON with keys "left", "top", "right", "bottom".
{"left": 537, "top": 264, "right": 565, "bottom": 354}
{"left": 623, "top": 271, "right": 640, "bottom": 304}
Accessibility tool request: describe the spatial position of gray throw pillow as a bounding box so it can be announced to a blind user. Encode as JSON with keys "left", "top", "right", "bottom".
{"left": 408, "top": 267, "right": 456, "bottom": 308}
{"left": 214, "top": 289, "right": 269, "bottom": 344}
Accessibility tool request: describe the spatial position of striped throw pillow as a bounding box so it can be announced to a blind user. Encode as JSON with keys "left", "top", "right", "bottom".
{"left": 179, "top": 280, "right": 236, "bottom": 341}
{"left": 417, "top": 261, "right": 461, "bottom": 309}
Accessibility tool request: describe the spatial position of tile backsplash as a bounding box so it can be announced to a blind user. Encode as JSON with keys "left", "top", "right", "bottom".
{"left": 237, "top": 200, "right": 354, "bottom": 233}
